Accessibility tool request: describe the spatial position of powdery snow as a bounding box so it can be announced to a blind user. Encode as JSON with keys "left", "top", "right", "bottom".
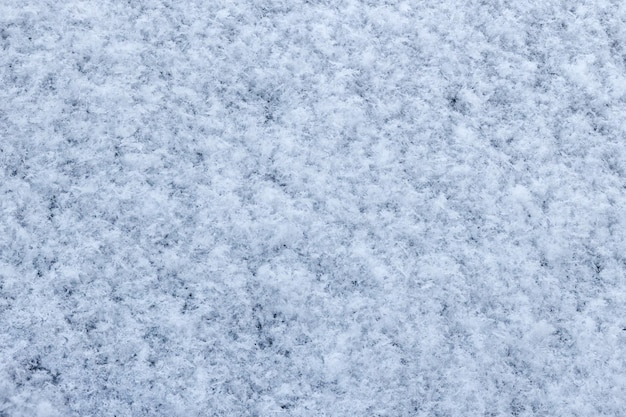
{"left": 1, "top": 1, "right": 625, "bottom": 416}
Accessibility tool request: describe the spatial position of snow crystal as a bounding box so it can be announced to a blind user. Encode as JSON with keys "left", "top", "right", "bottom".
{"left": 1, "top": 0, "right": 625, "bottom": 416}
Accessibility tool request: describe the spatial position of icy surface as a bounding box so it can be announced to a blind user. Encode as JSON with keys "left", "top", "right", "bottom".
{"left": 1, "top": 1, "right": 626, "bottom": 416}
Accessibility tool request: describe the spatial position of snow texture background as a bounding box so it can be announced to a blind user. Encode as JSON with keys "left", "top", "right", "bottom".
{"left": 1, "top": 0, "right": 626, "bottom": 416}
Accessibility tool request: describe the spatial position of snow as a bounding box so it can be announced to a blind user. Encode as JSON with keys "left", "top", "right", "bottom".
{"left": 1, "top": 0, "right": 626, "bottom": 415}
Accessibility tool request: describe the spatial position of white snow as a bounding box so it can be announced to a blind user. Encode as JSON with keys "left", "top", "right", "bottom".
{"left": 1, "top": 0, "right": 626, "bottom": 416}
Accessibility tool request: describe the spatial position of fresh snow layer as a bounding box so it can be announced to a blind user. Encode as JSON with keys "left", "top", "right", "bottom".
{"left": 1, "top": 1, "right": 626, "bottom": 416}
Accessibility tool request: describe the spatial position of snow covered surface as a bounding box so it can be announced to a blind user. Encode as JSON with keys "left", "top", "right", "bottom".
{"left": 1, "top": 0, "right": 626, "bottom": 415}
